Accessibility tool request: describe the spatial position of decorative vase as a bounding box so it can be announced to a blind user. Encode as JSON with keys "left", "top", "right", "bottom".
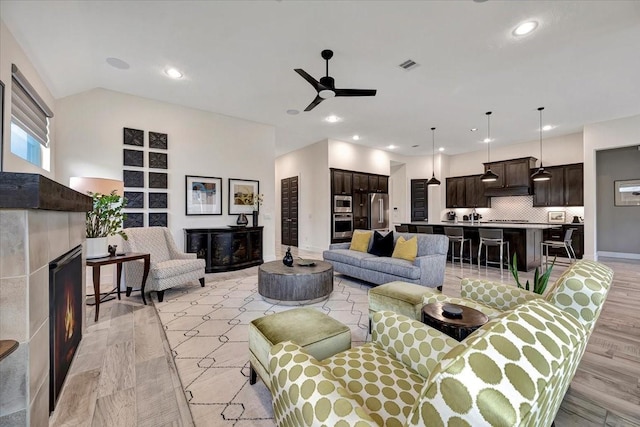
{"left": 252, "top": 210, "right": 258, "bottom": 227}
{"left": 86, "top": 237, "right": 109, "bottom": 259}
{"left": 283, "top": 247, "right": 294, "bottom": 267}
{"left": 237, "top": 213, "right": 248, "bottom": 226}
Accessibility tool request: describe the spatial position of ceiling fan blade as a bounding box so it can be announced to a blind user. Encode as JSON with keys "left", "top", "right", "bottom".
{"left": 334, "top": 88, "right": 377, "bottom": 97}
{"left": 294, "top": 68, "right": 321, "bottom": 90}
{"left": 304, "top": 95, "right": 324, "bottom": 112}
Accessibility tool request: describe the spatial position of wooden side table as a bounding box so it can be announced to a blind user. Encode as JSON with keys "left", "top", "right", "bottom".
{"left": 422, "top": 302, "right": 489, "bottom": 341}
{"left": 86, "top": 252, "right": 150, "bottom": 321}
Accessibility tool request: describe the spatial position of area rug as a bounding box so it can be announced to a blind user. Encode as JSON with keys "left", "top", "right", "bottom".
{"left": 154, "top": 270, "right": 372, "bottom": 426}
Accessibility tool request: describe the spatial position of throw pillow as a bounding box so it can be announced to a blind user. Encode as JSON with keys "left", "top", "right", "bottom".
{"left": 368, "top": 230, "right": 394, "bottom": 257}
{"left": 392, "top": 236, "right": 418, "bottom": 262}
{"left": 349, "top": 230, "right": 373, "bottom": 253}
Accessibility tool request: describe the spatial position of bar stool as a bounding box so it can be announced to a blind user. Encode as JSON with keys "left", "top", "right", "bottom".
{"left": 541, "top": 228, "right": 576, "bottom": 269}
{"left": 478, "top": 228, "right": 510, "bottom": 275}
{"left": 444, "top": 227, "right": 471, "bottom": 265}
{"left": 416, "top": 225, "right": 434, "bottom": 234}
{"left": 395, "top": 224, "right": 409, "bottom": 232}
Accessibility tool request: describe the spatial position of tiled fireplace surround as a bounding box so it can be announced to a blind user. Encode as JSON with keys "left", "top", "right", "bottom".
{"left": 0, "top": 174, "right": 89, "bottom": 426}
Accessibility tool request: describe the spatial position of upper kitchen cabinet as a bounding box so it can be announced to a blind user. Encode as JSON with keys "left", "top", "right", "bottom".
{"left": 446, "top": 175, "right": 490, "bottom": 208}
{"left": 483, "top": 157, "right": 537, "bottom": 196}
{"left": 533, "top": 163, "right": 583, "bottom": 207}
{"left": 332, "top": 169, "right": 352, "bottom": 195}
{"left": 445, "top": 176, "right": 466, "bottom": 208}
{"left": 369, "top": 175, "right": 388, "bottom": 193}
{"left": 352, "top": 173, "right": 369, "bottom": 193}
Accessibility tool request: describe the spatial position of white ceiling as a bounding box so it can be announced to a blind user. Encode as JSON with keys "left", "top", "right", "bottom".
{"left": 2, "top": 1, "right": 640, "bottom": 157}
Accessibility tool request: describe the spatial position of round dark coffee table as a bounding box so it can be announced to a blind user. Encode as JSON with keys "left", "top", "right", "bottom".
{"left": 258, "top": 260, "right": 333, "bottom": 305}
{"left": 421, "top": 302, "right": 489, "bottom": 341}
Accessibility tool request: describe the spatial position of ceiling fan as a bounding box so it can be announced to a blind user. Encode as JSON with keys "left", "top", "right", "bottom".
{"left": 294, "top": 49, "right": 377, "bottom": 112}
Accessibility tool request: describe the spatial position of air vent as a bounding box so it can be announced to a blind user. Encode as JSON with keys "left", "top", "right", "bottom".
{"left": 398, "top": 59, "right": 419, "bottom": 71}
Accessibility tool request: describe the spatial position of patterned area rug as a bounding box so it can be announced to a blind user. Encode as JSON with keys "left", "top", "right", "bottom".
{"left": 155, "top": 271, "right": 372, "bottom": 426}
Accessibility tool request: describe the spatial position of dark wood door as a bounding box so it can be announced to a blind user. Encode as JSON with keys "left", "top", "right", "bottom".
{"left": 281, "top": 176, "right": 299, "bottom": 247}
{"left": 411, "top": 179, "right": 428, "bottom": 221}
{"left": 564, "top": 163, "right": 584, "bottom": 206}
{"left": 353, "top": 173, "right": 369, "bottom": 193}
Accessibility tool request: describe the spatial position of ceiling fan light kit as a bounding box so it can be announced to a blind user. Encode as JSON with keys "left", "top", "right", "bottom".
{"left": 480, "top": 111, "right": 499, "bottom": 182}
{"left": 427, "top": 127, "right": 441, "bottom": 186}
{"left": 531, "top": 106, "right": 553, "bottom": 182}
{"left": 295, "top": 49, "right": 377, "bottom": 112}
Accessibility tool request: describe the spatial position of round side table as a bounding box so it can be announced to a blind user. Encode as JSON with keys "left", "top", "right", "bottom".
{"left": 421, "top": 302, "right": 489, "bottom": 341}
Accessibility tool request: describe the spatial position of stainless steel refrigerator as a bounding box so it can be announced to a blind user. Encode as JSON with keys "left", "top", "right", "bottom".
{"left": 368, "top": 193, "right": 389, "bottom": 231}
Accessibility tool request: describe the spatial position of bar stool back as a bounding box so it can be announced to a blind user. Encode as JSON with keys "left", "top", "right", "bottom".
{"left": 541, "top": 228, "right": 576, "bottom": 269}
{"left": 416, "top": 225, "right": 434, "bottom": 234}
{"left": 444, "top": 227, "right": 471, "bottom": 265}
{"left": 478, "top": 228, "right": 510, "bottom": 275}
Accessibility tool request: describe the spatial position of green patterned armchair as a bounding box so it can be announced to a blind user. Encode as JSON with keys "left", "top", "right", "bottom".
{"left": 268, "top": 260, "right": 613, "bottom": 427}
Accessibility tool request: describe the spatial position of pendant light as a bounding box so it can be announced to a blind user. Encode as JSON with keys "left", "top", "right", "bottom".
{"left": 426, "top": 127, "right": 441, "bottom": 186}
{"left": 480, "top": 111, "right": 499, "bottom": 182}
{"left": 531, "top": 107, "right": 553, "bottom": 181}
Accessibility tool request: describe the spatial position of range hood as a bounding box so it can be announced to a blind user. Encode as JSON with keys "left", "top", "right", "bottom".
{"left": 484, "top": 186, "right": 532, "bottom": 197}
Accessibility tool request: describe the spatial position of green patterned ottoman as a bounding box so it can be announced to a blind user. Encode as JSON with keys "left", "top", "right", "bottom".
{"left": 368, "top": 281, "right": 440, "bottom": 327}
{"left": 248, "top": 308, "right": 351, "bottom": 391}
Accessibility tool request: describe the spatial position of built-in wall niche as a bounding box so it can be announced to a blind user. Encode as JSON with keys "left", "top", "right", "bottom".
{"left": 122, "top": 127, "right": 169, "bottom": 228}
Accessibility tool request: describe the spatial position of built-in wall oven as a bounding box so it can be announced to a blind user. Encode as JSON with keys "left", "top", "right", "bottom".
{"left": 333, "top": 213, "right": 354, "bottom": 239}
{"left": 334, "top": 195, "right": 353, "bottom": 213}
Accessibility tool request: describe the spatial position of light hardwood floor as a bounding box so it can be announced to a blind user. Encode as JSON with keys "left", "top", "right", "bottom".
{"left": 50, "top": 250, "right": 640, "bottom": 426}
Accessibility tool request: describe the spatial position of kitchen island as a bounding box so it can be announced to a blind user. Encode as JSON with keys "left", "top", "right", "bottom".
{"left": 401, "top": 221, "right": 559, "bottom": 271}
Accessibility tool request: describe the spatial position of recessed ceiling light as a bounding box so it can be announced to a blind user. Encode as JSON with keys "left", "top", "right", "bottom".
{"left": 387, "top": 145, "right": 396, "bottom": 150}
{"left": 325, "top": 115, "right": 341, "bottom": 123}
{"left": 470, "top": 128, "right": 478, "bottom": 132}
{"left": 542, "top": 125, "right": 553, "bottom": 131}
{"left": 165, "top": 68, "right": 183, "bottom": 79}
{"left": 286, "top": 109, "right": 299, "bottom": 115}
{"left": 483, "top": 138, "right": 492, "bottom": 143}
{"left": 106, "top": 57, "right": 130, "bottom": 70}
{"left": 352, "top": 135, "right": 360, "bottom": 141}
{"left": 513, "top": 21, "right": 538, "bottom": 37}
{"left": 439, "top": 147, "right": 445, "bottom": 152}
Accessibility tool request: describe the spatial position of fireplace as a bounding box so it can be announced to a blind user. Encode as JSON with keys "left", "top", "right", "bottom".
{"left": 49, "top": 245, "right": 83, "bottom": 412}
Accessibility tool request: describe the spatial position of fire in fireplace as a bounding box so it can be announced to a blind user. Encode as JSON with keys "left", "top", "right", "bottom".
{"left": 49, "top": 245, "right": 83, "bottom": 412}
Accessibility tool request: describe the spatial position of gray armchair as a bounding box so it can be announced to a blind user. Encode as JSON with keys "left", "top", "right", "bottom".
{"left": 123, "top": 227, "right": 205, "bottom": 302}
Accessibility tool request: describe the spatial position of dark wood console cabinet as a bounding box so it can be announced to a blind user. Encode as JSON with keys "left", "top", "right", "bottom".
{"left": 184, "top": 227, "right": 263, "bottom": 273}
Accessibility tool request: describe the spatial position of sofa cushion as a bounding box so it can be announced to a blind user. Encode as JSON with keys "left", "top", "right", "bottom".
{"left": 369, "top": 230, "right": 394, "bottom": 257}
{"left": 392, "top": 236, "right": 418, "bottom": 262}
{"left": 151, "top": 258, "right": 206, "bottom": 279}
{"left": 322, "top": 248, "right": 377, "bottom": 268}
{"left": 350, "top": 229, "right": 373, "bottom": 252}
{"left": 361, "top": 257, "right": 421, "bottom": 280}
{"left": 322, "top": 342, "right": 425, "bottom": 426}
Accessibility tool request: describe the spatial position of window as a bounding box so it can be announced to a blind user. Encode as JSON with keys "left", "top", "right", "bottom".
{"left": 10, "top": 64, "right": 53, "bottom": 170}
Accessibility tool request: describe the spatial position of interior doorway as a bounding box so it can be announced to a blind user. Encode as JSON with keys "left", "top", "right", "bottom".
{"left": 281, "top": 176, "right": 299, "bottom": 247}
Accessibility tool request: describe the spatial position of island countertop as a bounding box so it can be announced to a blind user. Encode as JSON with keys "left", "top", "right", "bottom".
{"left": 403, "top": 221, "right": 564, "bottom": 230}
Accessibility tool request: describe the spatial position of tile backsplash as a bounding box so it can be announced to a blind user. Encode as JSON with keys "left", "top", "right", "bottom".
{"left": 442, "top": 196, "right": 584, "bottom": 224}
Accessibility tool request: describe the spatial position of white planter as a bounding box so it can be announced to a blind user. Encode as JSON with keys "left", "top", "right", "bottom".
{"left": 86, "top": 237, "right": 109, "bottom": 259}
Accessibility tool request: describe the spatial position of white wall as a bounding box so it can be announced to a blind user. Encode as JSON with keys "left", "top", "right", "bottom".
{"left": 328, "top": 139, "right": 391, "bottom": 175}
{"left": 55, "top": 88, "right": 277, "bottom": 261}
{"left": 583, "top": 114, "right": 640, "bottom": 260}
{"left": 389, "top": 163, "right": 407, "bottom": 225}
{"left": 404, "top": 153, "right": 447, "bottom": 222}
{"left": 275, "top": 140, "right": 330, "bottom": 252}
{"left": 0, "top": 20, "right": 56, "bottom": 177}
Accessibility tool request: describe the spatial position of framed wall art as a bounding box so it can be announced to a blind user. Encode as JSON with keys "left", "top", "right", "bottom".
{"left": 547, "top": 211, "right": 566, "bottom": 224}
{"left": 229, "top": 178, "right": 259, "bottom": 214}
{"left": 614, "top": 179, "right": 640, "bottom": 206}
{"left": 186, "top": 175, "right": 222, "bottom": 215}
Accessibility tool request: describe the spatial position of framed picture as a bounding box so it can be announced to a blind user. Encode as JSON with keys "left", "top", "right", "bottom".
{"left": 186, "top": 175, "right": 222, "bottom": 215}
{"left": 229, "top": 178, "right": 259, "bottom": 214}
{"left": 614, "top": 179, "right": 640, "bottom": 206}
{"left": 548, "top": 211, "right": 566, "bottom": 224}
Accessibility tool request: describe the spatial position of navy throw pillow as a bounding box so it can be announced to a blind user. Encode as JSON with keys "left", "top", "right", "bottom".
{"left": 368, "top": 231, "right": 394, "bottom": 257}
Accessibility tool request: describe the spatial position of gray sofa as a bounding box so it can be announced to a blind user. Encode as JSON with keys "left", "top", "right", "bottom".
{"left": 322, "top": 232, "right": 449, "bottom": 288}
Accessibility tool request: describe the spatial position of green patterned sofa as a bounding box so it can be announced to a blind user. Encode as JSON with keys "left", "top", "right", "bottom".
{"left": 268, "top": 260, "right": 613, "bottom": 426}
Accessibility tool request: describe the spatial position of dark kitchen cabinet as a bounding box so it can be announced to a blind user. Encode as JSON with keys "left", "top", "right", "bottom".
{"left": 410, "top": 179, "right": 428, "bottom": 221}
{"left": 185, "top": 227, "right": 263, "bottom": 273}
{"left": 446, "top": 177, "right": 466, "bottom": 208}
{"left": 369, "top": 175, "right": 388, "bottom": 193}
{"left": 542, "top": 225, "right": 583, "bottom": 259}
{"left": 332, "top": 170, "right": 352, "bottom": 195}
{"left": 353, "top": 173, "right": 369, "bottom": 193}
{"left": 446, "top": 175, "right": 489, "bottom": 208}
{"left": 484, "top": 157, "right": 537, "bottom": 195}
{"left": 533, "top": 163, "right": 583, "bottom": 207}
{"left": 353, "top": 192, "right": 369, "bottom": 230}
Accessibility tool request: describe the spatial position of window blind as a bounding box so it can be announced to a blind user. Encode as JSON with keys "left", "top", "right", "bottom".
{"left": 11, "top": 64, "right": 54, "bottom": 147}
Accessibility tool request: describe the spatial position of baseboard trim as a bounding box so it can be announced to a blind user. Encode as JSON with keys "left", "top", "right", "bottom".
{"left": 597, "top": 251, "right": 640, "bottom": 260}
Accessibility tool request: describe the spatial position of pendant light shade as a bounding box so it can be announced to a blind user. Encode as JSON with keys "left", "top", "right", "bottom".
{"left": 480, "top": 111, "right": 499, "bottom": 182}
{"left": 427, "top": 127, "right": 441, "bottom": 186}
{"left": 531, "top": 107, "right": 553, "bottom": 182}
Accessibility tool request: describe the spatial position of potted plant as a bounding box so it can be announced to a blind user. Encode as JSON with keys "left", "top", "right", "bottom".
{"left": 85, "top": 191, "right": 127, "bottom": 258}
{"left": 251, "top": 193, "right": 264, "bottom": 227}
{"left": 509, "top": 253, "right": 555, "bottom": 295}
